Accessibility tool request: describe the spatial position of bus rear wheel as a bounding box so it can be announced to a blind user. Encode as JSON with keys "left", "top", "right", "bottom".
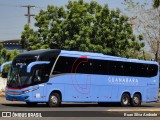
{"left": 121, "top": 93, "right": 130, "bottom": 107}
{"left": 131, "top": 94, "right": 141, "bottom": 107}
{"left": 48, "top": 93, "right": 61, "bottom": 107}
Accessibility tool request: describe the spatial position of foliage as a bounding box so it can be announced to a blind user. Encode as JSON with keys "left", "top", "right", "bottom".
{"left": 123, "top": 0, "right": 160, "bottom": 61}
{"left": 153, "top": 0, "right": 160, "bottom": 8}
{"left": 0, "top": 43, "right": 20, "bottom": 77}
{"left": 21, "top": 0, "right": 144, "bottom": 58}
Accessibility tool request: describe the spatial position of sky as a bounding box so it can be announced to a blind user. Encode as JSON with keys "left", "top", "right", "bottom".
{"left": 0, "top": 0, "right": 152, "bottom": 40}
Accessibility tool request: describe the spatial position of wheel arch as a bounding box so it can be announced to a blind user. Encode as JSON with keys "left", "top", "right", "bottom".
{"left": 122, "top": 91, "right": 131, "bottom": 98}
{"left": 49, "top": 90, "right": 62, "bottom": 101}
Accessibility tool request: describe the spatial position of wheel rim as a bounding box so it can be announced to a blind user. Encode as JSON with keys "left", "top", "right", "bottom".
{"left": 133, "top": 96, "right": 139, "bottom": 104}
{"left": 123, "top": 97, "right": 128, "bottom": 105}
{"left": 51, "top": 96, "right": 58, "bottom": 104}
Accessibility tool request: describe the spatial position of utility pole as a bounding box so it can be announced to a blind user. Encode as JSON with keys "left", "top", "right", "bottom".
{"left": 21, "top": 5, "right": 36, "bottom": 51}
{"left": 21, "top": 5, "right": 35, "bottom": 27}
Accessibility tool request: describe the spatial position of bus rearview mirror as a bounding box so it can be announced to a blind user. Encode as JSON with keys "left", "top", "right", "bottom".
{"left": 27, "top": 61, "right": 50, "bottom": 73}
{"left": 0, "top": 61, "right": 12, "bottom": 73}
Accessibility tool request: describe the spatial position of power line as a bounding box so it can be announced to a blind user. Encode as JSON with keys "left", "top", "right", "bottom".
{"left": 0, "top": 32, "right": 21, "bottom": 35}
{"left": 35, "top": 6, "right": 47, "bottom": 10}
{"left": 0, "top": 4, "right": 20, "bottom": 7}
{"left": 0, "top": 28, "right": 22, "bottom": 30}
{"left": 0, "top": 4, "right": 44, "bottom": 9}
{"left": 0, "top": 15, "right": 23, "bottom": 18}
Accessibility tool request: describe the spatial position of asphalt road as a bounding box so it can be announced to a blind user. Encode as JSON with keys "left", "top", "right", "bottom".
{"left": 0, "top": 100, "right": 160, "bottom": 120}
{"left": 0, "top": 102, "right": 160, "bottom": 111}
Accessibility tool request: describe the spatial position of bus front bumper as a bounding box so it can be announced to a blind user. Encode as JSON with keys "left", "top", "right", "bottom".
{"left": 5, "top": 93, "right": 30, "bottom": 102}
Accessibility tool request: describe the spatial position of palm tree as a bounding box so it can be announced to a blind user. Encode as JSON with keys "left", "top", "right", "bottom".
{"left": 153, "top": 0, "right": 160, "bottom": 8}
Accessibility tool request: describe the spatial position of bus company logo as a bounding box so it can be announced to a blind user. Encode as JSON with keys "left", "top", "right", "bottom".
{"left": 71, "top": 56, "right": 91, "bottom": 94}
{"left": 108, "top": 77, "right": 139, "bottom": 84}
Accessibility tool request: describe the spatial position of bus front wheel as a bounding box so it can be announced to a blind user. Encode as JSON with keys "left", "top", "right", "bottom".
{"left": 131, "top": 94, "right": 141, "bottom": 107}
{"left": 121, "top": 93, "right": 130, "bottom": 107}
{"left": 48, "top": 93, "right": 61, "bottom": 107}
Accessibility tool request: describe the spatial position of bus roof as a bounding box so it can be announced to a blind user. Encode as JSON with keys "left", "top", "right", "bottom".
{"left": 16, "top": 49, "right": 60, "bottom": 58}
{"left": 60, "top": 50, "right": 158, "bottom": 65}
{"left": 14, "top": 49, "right": 158, "bottom": 65}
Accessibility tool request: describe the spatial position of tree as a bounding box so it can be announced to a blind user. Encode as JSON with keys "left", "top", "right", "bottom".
{"left": 0, "top": 43, "right": 20, "bottom": 77}
{"left": 153, "top": 0, "right": 160, "bottom": 8}
{"left": 153, "top": 0, "right": 160, "bottom": 62}
{"left": 123, "top": 0, "right": 160, "bottom": 61}
{"left": 21, "top": 0, "right": 144, "bottom": 58}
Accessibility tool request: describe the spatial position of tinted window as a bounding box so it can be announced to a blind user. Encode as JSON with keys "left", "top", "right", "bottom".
{"left": 53, "top": 56, "right": 158, "bottom": 77}
{"left": 92, "top": 59, "right": 107, "bottom": 75}
{"left": 53, "top": 56, "right": 75, "bottom": 74}
{"left": 123, "top": 62, "right": 138, "bottom": 76}
{"left": 76, "top": 59, "right": 93, "bottom": 74}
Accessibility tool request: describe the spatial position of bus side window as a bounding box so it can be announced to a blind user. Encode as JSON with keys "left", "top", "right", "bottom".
{"left": 114, "top": 61, "right": 124, "bottom": 76}
{"left": 136, "top": 63, "right": 147, "bottom": 77}
{"left": 107, "top": 60, "right": 116, "bottom": 75}
{"left": 53, "top": 56, "right": 77, "bottom": 74}
{"left": 123, "top": 62, "right": 128, "bottom": 76}
{"left": 32, "top": 64, "right": 49, "bottom": 83}
{"left": 76, "top": 58, "right": 93, "bottom": 74}
{"left": 143, "top": 64, "right": 149, "bottom": 77}
{"left": 129, "top": 63, "right": 137, "bottom": 76}
{"left": 33, "top": 69, "right": 42, "bottom": 82}
{"left": 53, "top": 57, "right": 66, "bottom": 74}
{"left": 108, "top": 61, "right": 124, "bottom": 76}
{"left": 93, "top": 60, "right": 107, "bottom": 75}
{"left": 92, "top": 59, "right": 100, "bottom": 74}
{"left": 148, "top": 64, "right": 158, "bottom": 77}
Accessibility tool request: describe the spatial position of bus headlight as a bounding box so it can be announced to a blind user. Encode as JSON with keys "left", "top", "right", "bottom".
{"left": 23, "top": 87, "right": 39, "bottom": 94}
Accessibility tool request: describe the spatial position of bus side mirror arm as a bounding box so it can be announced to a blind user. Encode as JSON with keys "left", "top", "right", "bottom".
{"left": 0, "top": 61, "right": 12, "bottom": 73}
{"left": 27, "top": 61, "right": 50, "bottom": 73}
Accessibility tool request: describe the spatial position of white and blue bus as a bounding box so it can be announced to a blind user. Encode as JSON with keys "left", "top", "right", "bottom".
{"left": 0, "top": 49, "right": 159, "bottom": 107}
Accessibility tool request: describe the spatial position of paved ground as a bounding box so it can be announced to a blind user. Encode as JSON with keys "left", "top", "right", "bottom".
{"left": 0, "top": 97, "right": 160, "bottom": 120}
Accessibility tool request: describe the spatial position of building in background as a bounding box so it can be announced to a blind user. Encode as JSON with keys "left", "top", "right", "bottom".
{"left": 0, "top": 39, "right": 24, "bottom": 51}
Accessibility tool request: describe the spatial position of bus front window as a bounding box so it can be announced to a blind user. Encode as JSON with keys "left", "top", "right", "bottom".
{"left": 32, "top": 66, "right": 50, "bottom": 84}
{"left": 7, "top": 53, "right": 58, "bottom": 88}
{"left": 7, "top": 65, "right": 32, "bottom": 88}
{"left": 7, "top": 64, "right": 50, "bottom": 88}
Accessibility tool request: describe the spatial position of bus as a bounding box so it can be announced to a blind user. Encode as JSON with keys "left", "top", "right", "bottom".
{"left": 0, "top": 49, "right": 159, "bottom": 107}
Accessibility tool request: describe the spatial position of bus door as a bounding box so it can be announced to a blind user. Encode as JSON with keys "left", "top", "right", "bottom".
{"left": 30, "top": 66, "right": 49, "bottom": 102}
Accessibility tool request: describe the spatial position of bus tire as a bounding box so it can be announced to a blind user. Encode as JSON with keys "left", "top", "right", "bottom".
{"left": 121, "top": 93, "right": 130, "bottom": 107}
{"left": 131, "top": 94, "right": 141, "bottom": 107}
{"left": 26, "top": 102, "right": 37, "bottom": 106}
{"left": 48, "top": 93, "right": 61, "bottom": 107}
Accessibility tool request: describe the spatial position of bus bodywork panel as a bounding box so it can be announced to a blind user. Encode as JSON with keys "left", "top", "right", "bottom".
{"left": 5, "top": 49, "right": 159, "bottom": 104}
{"left": 6, "top": 75, "right": 158, "bottom": 103}
{"left": 46, "top": 74, "right": 158, "bottom": 103}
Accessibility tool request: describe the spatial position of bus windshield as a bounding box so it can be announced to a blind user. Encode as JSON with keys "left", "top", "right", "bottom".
{"left": 7, "top": 65, "right": 33, "bottom": 88}
{"left": 7, "top": 60, "right": 53, "bottom": 88}
{"left": 7, "top": 50, "right": 60, "bottom": 88}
